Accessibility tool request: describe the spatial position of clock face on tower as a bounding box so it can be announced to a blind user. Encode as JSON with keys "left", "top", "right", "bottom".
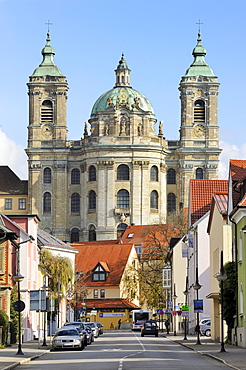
{"left": 194, "top": 124, "right": 205, "bottom": 138}
{"left": 41, "top": 124, "right": 53, "bottom": 139}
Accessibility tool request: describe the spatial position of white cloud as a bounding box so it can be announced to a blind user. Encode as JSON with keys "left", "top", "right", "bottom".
{"left": 219, "top": 141, "right": 246, "bottom": 180}
{"left": 0, "top": 130, "right": 27, "bottom": 180}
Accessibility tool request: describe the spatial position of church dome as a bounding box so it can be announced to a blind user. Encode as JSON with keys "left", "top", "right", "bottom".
{"left": 90, "top": 54, "right": 155, "bottom": 119}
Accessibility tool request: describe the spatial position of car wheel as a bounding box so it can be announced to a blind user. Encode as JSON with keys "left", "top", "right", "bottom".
{"left": 205, "top": 329, "right": 211, "bottom": 337}
{"left": 141, "top": 333, "right": 144, "bottom": 337}
{"left": 155, "top": 333, "right": 158, "bottom": 337}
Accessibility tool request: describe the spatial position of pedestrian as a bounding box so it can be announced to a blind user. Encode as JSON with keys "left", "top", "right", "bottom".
{"left": 165, "top": 319, "right": 170, "bottom": 334}
{"left": 118, "top": 319, "right": 121, "bottom": 329}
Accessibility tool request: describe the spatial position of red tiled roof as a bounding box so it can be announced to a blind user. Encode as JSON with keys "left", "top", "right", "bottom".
{"left": 238, "top": 194, "right": 246, "bottom": 207}
{"left": 77, "top": 298, "right": 140, "bottom": 309}
{"left": 73, "top": 242, "right": 134, "bottom": 286}
{"left": 190, "top": 180, "right": 228, "bottom": 225}
{"left": 230, "top": 160, "right": 246, "bottom": 208}
{"left": 207, "top": 192, "right": 228, "bottom": 234}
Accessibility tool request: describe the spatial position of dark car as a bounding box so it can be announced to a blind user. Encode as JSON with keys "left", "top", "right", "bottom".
{"left": 95, "top": 321, "right": 104, "bottom": 335}
{"left": 141, "top": 320, "right": 158, "bottom": 337}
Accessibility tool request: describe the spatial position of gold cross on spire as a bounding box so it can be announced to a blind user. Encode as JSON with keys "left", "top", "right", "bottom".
{"left": 196, "top": 19, "right": 203, "bottom": 33}
{"left": 45, "top": 20, "right": 53, "bottom": 33}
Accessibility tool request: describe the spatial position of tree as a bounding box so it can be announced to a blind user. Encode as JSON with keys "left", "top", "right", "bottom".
{"left": 221, "top": 261, "right": 237, "bottom": 343}
{"left": 10, "top": 285, "right": 18, "bottom": 344}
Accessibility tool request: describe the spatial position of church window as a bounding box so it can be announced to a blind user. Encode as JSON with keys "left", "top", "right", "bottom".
{"left": 196, "top": 168, "right": 204, "bottom": 179}
{"left": 70, "top": 228, "right": 79, "bottom": 243}
{"left": 117, "top": 189, "right": 129, "bottom": 208}
{"left": 167, "top": 168, "right": 176, "bottom": 184}
{"left": 117, "top": 164, "right": 129, "bottom": 180}
{"left": 71, "top": 193, "right": 80, "bottom": 214}
{"left": 89, "top": 190, "right": 96, "bottom": 210}
{"left": 150, "top": 166, "right": 158, "bottom": 182}
{"left": 41, "top": 100, "right": 53, "bottom": 123}
{"left": 150, "top": 190, "right": 158, "bottom": 209}
{"left": 43, "top": 192, "right": 51, "bottom": 213}
{"left": 117, "top": 223, "right": 128, "bottom": 239}
{"left": 89, "top": 165, "right": 96, "bottom": 181}
{"left": 92, "top": 264, "right": 107, "bottom": 282}
{"left": 89, "top": 224, "right": 96, "bottom": 241}
{"left": 94, "top": 289, "right": 98, "bottom": 298}
{"left": 71, "top": 169, "right": 80, "bottom": 184}
{"left": 194, "top": 100, "right": 205, "bottom": 122}
{"left": 43, "top": 167, "right": 51, "bottom": 184}
{"left": 167, "top": 193, "right": 176, "bottom": 213}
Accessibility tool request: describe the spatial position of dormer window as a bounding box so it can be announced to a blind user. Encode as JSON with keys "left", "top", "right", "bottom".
{"left": 92, "top": 263, "right": 109, "bottom": 282}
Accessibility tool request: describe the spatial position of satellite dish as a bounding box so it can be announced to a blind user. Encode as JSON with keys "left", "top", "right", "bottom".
{"left": 0, "top": 228, "right": 6, "bottom": 240}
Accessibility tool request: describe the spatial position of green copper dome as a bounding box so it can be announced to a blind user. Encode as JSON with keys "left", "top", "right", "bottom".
{"left": 91, "top": 55, "right": 155, "bottom": 118}
{"left": 184, "top": 33, "right": 215, "bottom": 77}
{"left": 32, "top": 32, "right": 63, "bottom": 77}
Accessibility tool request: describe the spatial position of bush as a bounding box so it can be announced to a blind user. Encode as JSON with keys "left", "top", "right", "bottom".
{"left": 0, "top": 310, "right": 9, "bottom": 345}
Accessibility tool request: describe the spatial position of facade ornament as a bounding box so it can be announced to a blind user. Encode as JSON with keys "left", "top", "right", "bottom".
{"left": 138, "top": 124, "right": 143, "bottom": 136}
{"left": 104, "top": 124, "right": 109, "bottom": 136}
{"left": 158, "top": 120, "right": 163, "bottom": 136}
{"left": 134, "top": 97, "right": 140, "bottom": 107}
{"left": 84, "top": 122, "right": 89, "bottom": 138}
{"left": 107, "top": 96, "right": 114, "bottom": 107}
{"left": 119, "top": 213, "right": 127, "bottom": 223}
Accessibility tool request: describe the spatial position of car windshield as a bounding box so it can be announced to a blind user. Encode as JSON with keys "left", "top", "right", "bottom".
{"left": 145, "top": 322, "right": 156, "bottom": 327}
{"left": 86, "top": 323, "right": 95, "bottom": 327}
{"left": 56, "top": 329, "right": 78, "bottom": 336}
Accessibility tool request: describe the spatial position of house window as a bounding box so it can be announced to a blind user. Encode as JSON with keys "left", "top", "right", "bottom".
{"left": 135, "top": 245, "right": 142, "bottom": 254}
{"left": 71, "top": 193, "right": 80, "bottom": 214}
{"left": 89, "top": 190, "right": 96, "bottom": 210}
{"left": 43, "top": 192, "right": 51, "bottom": 213}
{"left": 117, "top": 223, "right": 128, "bottom": 239}
{"left": 71, "top": 169, "right": 80, "bottom": 184}
{"left": 41, "top": 100, "right": 53, "bottom": 122}
{"left": 70, "top": 228, "right": 79, "bottom": 243}
{"left": 94, "top": 289, "right": 98, "bottom": 299}
{"left": 43, "top": 167, "right": 52, "bottom": 184}
{"left": 167, "top": 168, "right": 176, "bottom": 184}
{"left": 19, "top": 198, "right": 26, "bottom": 210}
{"left": 167, "top": 193, "right": 176, "bottom": 213}
{"left": 92, "top": 265, "right": 107, "bottom": 282}
{"left": 89, "top": 166, "right": 96, "bottom": 181}
{"left": 117, "top": 189, "right": 129, "bottom": 208}
{"left": 163, "top": 267, "right": 171, "bottom": 288}
{"left": 196, "top": 168, "right": 204, "bottom": 179}
{"left": 117, "top": 164, "right": 129, "bottom": 180}
{"left": 100, "top": 289, "right": 105, "bottom": 298}
{"left": 89, "top": 225, "right": 96, "bottom": 241}
{"left": 5, "top": 198, "right": 12, "bottom": 210}
{"left": 150, "top": 166, "right": 158, "bottom": 181}
{"left": 150, "top": 190, "right": 158, "bottom": 209}
{"left": 194, "top": 100, "right": 205, "bottom": 122}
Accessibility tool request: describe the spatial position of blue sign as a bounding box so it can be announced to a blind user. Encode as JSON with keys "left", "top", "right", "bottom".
{"left": 156, "top": 309, "right": 164, "bottom": 315}
{"left": 194, "top": 299, "right": 203, "bottom": 313}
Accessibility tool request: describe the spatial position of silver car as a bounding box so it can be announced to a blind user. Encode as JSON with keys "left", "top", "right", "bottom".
{"left": 85, "top": 322, "right": 100, "bottom": 338}
{"left": 52, "top": 327, "right": 84, "bottom": 350}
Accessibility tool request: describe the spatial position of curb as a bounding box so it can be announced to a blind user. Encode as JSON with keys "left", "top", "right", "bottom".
{"left": 2, "top": 349, "right": 51, "bottom": 370}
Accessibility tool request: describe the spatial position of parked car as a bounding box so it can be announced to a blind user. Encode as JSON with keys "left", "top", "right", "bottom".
{"left": 86, "top": 322, "right": 100, "bottom": 338}
{"left": 141, "top": 320, "right": 159, "bottom": 337}
{"left": 63, "top": 321, "right": 87, "bottom": 346}
{"left": 85, "top": 324, "right": 94, "bottom": 344}
{"left": 200, "top": 320, "right": 211, "bottom": 337}
{"left": 52, "top": 327, "right": 85, "bottom": 351}
{"left": 95, "top": 321, "right": 104, "bottom": 335}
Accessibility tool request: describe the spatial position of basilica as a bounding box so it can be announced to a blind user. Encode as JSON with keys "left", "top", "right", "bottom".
{"left": 26, "top": 32, "right": 221, "bottom": 242}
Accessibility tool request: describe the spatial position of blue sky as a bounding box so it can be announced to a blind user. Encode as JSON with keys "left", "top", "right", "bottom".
{"left": 0, "top": 0, "right": 245, "bottom": 179}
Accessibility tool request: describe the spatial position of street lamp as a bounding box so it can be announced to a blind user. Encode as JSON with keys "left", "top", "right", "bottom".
{"left": 193, "top": 266, "right": 202, "bottom": 345}
{"left": 216, "top": 250, "right": 227, "bottom": 352}
{"left": 172, "top": 283, "right": 178, "bottom": 336}
{"left": 183, "top": 275, "right": 189, "bottom": 340}
{"left": 13, "top": 273, "right": 25, "bottom": 355}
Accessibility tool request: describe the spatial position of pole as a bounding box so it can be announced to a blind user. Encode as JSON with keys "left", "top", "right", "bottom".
{"left": 16, "top": 281, "right": 24, "bottom": 355}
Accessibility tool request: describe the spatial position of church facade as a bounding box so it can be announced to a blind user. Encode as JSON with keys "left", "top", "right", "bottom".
{"left": 26, "top": 32, "right": 221, "bottom": 242}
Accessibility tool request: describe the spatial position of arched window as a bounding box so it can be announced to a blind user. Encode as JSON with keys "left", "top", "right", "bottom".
{"left": 117, "top": 164, "right": 129, "bottom": 180}
{"left": 150, "top": 166, "right": 158, "bottom": 182}
{"left": 71, "top": 169, "right": 80, "bottom": 184}
{"left": 167, "top": 168, "right": 176, "bottom": 184}
{"left": 70, "top": 228, "right": 79, "bottom": 243}
{"left": 43, "top": 167, "right": 51, "bottom": 184}
{"left": 89, "top": 165, "right": 96, "bottom": 181}
{"left": 167, "top": 193, "right": 176, "bottom": 213}
{"left": 117, "top": 223, "right": 128, "bottom": 239}
{"left": 150, "top": 190, "right": 158, "bottom": 209}
{"left": 89, "top": 190, "right": 96, "bottom": 210}
{"left": 89, "top": 225, "right": 96, "bottom": 241}
{"left": 41, "top": 100, "right": 53, "bottom": 122}
{"left": 71, "top": 193, "right": 80, "bottom": 214}
{"left": 117, "top": 189, "right": 129, "bottom": 208}
{"left": 196, "top": 168, "right": 204, "bottom": 179}
{"left": 194, "top": 100, "right": 205, "bottom": 122}
{"left": 43, "top": 192, "right": 51, "bottom": 213}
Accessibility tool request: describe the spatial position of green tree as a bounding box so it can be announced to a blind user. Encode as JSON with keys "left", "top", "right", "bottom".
{"left": 221, "top": 261, "right": 237, "bottom": 343}
{"left": 0, "top": 310, "right": 9, "bottom": 345}
{"left": 10, "top": 285, "right": 18, "bottom": 344}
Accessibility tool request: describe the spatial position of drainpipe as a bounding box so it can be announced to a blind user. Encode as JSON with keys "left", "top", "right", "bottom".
{"left": 229, "top": 216, "right": 238, "bottom": 346}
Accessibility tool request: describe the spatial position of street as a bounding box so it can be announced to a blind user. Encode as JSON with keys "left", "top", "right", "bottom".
{"left": 16, "top": 331, "right": 229, "bottom": 370}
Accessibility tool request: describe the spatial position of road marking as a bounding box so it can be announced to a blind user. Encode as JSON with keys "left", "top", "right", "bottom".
{"left": 117, "top": 333, "right": 146, "bottom": 370}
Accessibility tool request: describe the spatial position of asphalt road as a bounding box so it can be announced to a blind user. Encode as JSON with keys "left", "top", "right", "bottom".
{"left": 16, "top": 331, "right": 230, "bottom": 370}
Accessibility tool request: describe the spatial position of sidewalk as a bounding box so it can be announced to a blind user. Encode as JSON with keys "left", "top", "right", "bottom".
{"left": 165, "top": 333, "right": 246, "bottom": 370}
{"left": 0, "top": 340, "right": 51, "bottom": 370}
